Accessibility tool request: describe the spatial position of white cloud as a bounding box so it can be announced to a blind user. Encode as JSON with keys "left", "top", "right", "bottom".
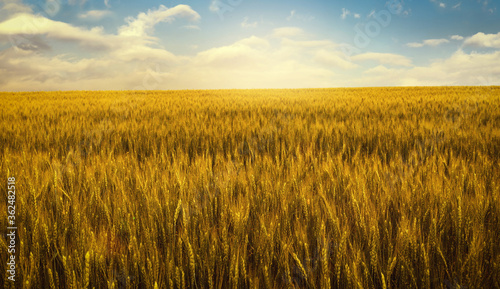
{"left": 464, "top": 32, "right": 500, "bottom": 48}
{"left": 281, "top": 39, "right": 336, "bottom": 48}
{"left": 0, "top": 0, "right": 32, "bottom": 20}
{"left": 451, "top": 35, "right": 464, "bottom": 40}
{"left": 271, "top": 27, "right": 304, "bottom": 38}
{"left": 241, "top": 17, "right": 258, "bottom": 28}
{"left": 0, "top": 13, "right": 113, "bottom": 50}
{"left": 349, "top": 49, "right": 500, "bottom": 86}
{"left": 425, "top": 38, "right": 450, "bottom": 46}
{"left": 314, "top": 49, "right": 358, "bottom": 70}
{"left": 118, "top": 4, "right": 200, "bottom": 37}
{"left": 78, "top": 10, "right": 112, "bottom": 20}
{"left": 0, "top": 4, "right": 183, "bottom": 90}
{"left": 176, "top": 36, "right": 337, "bottom": 89}
{"left": 0, "top": 29, "right": 344, "bottom": 90}
{"left": 0, "top": 5, "right": 203, "bottom": 63}
{"left": 194, "top": 36, "right": 268, "bottom": 68}
{"left": 104, "top": 0, "right": 111, "bottom": 8}
{"left": 430, "top": 0, "right": 446, "bottom": 8}
{"left": 406, "top": 50, "right": 500, "bottom": 85}
{"left": 364, "top": 65, "right": 397, "bottom": 75}
{"left": 237, "top": 35, "right": 270, "bottom": 48}
{"left": 2, "top": 36, "right": 499, "bottom": 90}
{"left": 352, "top": 52, "right": 412, "bottom": 67}
{"left": 452, "top": 2, "right": 462, "bottom": 9}
{"left": 354, "top": 13, "right": 361, "bottom": 19}
{"left": 114, "top": 45, "right": 178, "bottom": 63}
{"left": 407, "top": 38, "right": 450, "bottom": 47}
{"left": 1, "top": 16, "right": 186, "bottom": 64}
{"left": 0, "top": 48, "right": 120, "bottom": 90}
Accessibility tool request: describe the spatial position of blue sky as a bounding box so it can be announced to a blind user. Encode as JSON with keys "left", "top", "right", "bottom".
{"left": 0, "top": 0, "right": 499, "bottom": 90}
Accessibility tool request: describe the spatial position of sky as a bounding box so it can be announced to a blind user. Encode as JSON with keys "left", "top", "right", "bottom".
{"left": 0, "top": 0, "right": 499, "bottom": 91}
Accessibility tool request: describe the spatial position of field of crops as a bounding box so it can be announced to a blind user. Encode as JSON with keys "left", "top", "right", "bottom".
{"left": 1, "top": 87, "right": 499, "bottom": 288}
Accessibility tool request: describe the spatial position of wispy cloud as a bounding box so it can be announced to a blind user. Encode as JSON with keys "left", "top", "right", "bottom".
{"left": 241, "top": 17, "right": 258, "bottom": 28}
{"left": 340, "top": 8, "right": 360, "bottom": 20}
{"left": 450, "top": 35, "right": 464, "bottom": 40}
{"left": 430, "top": 0, "right": 446, "bottom": 8}
{"left": 341, "top": 8, "right": 349, "bottom": 20}
{"left": 407, "top": 38, "right": 450, "bottom": 47}
{"left": 78, "top": 10, "right": 112, "bottom": 20}
{"left": 118, "top": 4, "right": 200, "bottom": 37}
{"left": 286, "top": 10, "right": 315, "bottom": 21}
{"left": 286, "top": 10, "right": 296, "bottom": 21}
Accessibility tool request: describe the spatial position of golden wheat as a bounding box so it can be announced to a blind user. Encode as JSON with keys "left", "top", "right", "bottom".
{"left": 0, "top": 87, "right": 499, "bottom": 288}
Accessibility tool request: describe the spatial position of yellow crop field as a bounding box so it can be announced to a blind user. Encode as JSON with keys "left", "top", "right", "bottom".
{"left": 1, "top": 87, "right": 499, "bottom": 288}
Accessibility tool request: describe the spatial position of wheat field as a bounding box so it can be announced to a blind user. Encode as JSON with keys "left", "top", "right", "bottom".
{"left": 1, "top": 87, "right": 499, "bottom": 288}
